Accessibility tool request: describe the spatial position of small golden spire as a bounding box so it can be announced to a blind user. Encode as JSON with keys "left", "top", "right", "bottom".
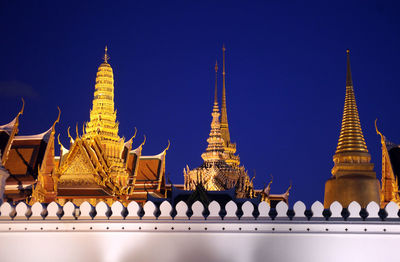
{"left": 214, "top": 60, "right": 218, "bottom": 105}
{"left": 220, "top": 44, "right": 230, "bottom": 142}
{"left": 103, "top": 45, "right": 110, "bottom": 63}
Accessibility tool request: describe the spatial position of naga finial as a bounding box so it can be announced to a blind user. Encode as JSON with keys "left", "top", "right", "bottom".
{"left": 128, "top": 127, "right": 137, "bottom": 142}
{"left": 140, "top": 135, "right": 147, "bottom": 147}
{"left": 164, "top": 139, "right": 171, "bottom": 152}
{"left": 57, "top": 133, "right": 61, "bottom": 146}
{"left": 75, "top": 123, "right": 79, "bottom": 138}
{"left": 18, "top": 98, "right": 25, "bottom": 117}
{"left": 375, "top": 118, "right": 385, "bottom": 144}
{"left": 51, "top": 107, "right": 61, "bottom": 131}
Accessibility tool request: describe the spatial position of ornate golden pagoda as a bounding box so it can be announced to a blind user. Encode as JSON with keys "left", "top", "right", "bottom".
{"left": 375, "top": 121, "right": 400, "bottom": 207}
{"left": 324, "top": 50, "right": 380, "bottom": 208}
{"left": 29, "top": 47, "right": 168, "bottom": 206}
{"left": 184, "top": 61, "right": 254, "bottom": 197}
{"left": 220, "top": 45, "right": 240, "bottom": 166}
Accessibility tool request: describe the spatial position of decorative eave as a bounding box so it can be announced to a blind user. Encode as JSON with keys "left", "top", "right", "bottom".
{"left": 0, "top": 118, "right": 17, "bottom": 135}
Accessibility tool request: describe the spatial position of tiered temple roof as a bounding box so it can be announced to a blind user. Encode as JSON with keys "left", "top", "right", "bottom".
{"left": 2, "top": 47, "right": 168, "bottom": 205}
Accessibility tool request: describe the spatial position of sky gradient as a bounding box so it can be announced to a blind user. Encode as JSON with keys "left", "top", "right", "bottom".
{"left": 1, "top": 0, "right": 400, "bottom": 205}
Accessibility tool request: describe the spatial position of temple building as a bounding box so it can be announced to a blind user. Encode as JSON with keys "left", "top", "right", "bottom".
{"left": 0, "top": 100, "right": 58, "bottom": 203}
{"left": 184, "top": 46, "right": 290, "bottom": 205}
{"left": 375, "top": 121, "right": 400, "bottom": 208}
{"left": 324, "top": 50, "right": 380, "bottom": 208}
{"left": 2, "top": 47, "right": 168, "bottom": 206}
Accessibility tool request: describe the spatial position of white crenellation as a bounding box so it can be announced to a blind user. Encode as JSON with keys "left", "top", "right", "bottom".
{"left": 126, "top": 201, "right": 140, "bottom": 219}
{"left": 385, "top": 201, "right": 399, "bottom": 219}
{"left": 366, "top": 201, "right": 380, "bottom": 219}
{"left": 79, "top": 202, "right": 94, "bottom": 220}
{"left": 142, "top": 201, "right": 157, "bottom": 220}
{"left": 191, "top": 201, "right": 204, "bottom": 220}
{"left": 95, "top": 201, "right": 110, "bottom": 220}
{"left": 225, "top": 200, "right": 238, "bottom": 220}
{"left": 241, "top": 201, "right": 254, "bottom": 220}
{"left": 0, "top": 200, "right": 397, "bottom": 220}
{"left": 348, "top": 201, "right": 361, "bottom": 219}
{"left": 175, "top": 201, "right": 188, "bottom": 220}
{"left": 329, "top": 201, "right": 342, "bottom": 218}
{"left": 62, "top": 202, "right": 77, "bottom": 220}
{"left": 207, "top": 201, "right": 221, "bottom": 220}
{"left": 14, "top": 202, "right": 29, "bottom": 220}
{"left": 311, "top": 201, "right": 324, "bottom": 219}
{"left": 46, "top": 202, "right": 61, "bottom": 219}
{"left": 276, "top": 201, "right": 288, "bottom": 219}
{"left": 293, "top": 201, "right": 306, "bottom": 219}
{"left": 158, "top": 201, "right": 172, "bottom": 220}
{"left": 110, "top": 201, "right": 124, "bottom": 220}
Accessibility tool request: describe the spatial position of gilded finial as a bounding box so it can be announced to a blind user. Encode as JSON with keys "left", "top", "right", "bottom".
{"left": 346, "top": 49, "right": 353, "bottom": 86}
{"left": 214, "top": 60, "right": 218, "bottom": 105}
{"left": 128, "top": 127, "right": 138, "bottom": 143}
{"left": 103, "top": 45, "right": 110, "bottom": 63}
{"left": 285, "top": 181, "right": 292, "bottom": 194}
{"left": 164, "top": 139, "right": 171, "bottom": 152}
{"left": 375, "top": 118, "right": 385, "bottom": 144}
{"left": 67, "top": 126, "right": 72, "bottom": 140}
{"left": 51, "top": 107, "right": 61, "bottom": 133}
{"left": 57, "top": 133, "right": 61, "bottom": 146}
{"left": 140, "top": 135, "right": 147, "bottom": 147}
{"left": 18, "top": 98, "right": 25, "bottom": 117}
{"left": 75, "top": 123, "right": 79, "bottom": 138}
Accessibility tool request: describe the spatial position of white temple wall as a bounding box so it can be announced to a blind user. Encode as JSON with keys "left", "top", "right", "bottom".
{"left": 0, "top": 199, "right": 399, "bottom": 262}
{"left": 0, "top": 226, "right": 398, "bottom": 262}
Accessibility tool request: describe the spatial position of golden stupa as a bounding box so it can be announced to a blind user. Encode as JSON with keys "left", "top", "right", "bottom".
{"left": 324, "top": 50, "right": 380, "bottom": 208}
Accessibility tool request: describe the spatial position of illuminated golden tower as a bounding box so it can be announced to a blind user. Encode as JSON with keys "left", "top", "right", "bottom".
{"left": 324, "top": 50, "right": 380, "bottom": 208}
{"left": 184, "top": 61, "right": 254, "bottom": 197}
{"left": 85, "top": 46, "right": 126, "bottom": 183}
{"left": 220, "top": 45, "right": 240, "bottom": 166}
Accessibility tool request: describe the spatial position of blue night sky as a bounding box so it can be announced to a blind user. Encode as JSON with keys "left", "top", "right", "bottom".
{"left": 1, "top": 0, "right": 400, "bottom": 206}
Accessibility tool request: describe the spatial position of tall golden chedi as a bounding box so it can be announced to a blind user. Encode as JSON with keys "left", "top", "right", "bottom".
{"left": 324, "top": 50, "right": 380, "bottom": 208}
{"left": 30, "top": 47, "right": 168, "bottom": 206}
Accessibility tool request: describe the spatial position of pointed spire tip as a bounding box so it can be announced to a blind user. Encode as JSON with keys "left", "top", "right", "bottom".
{"left": 103, "top": 45, "right": 110, "bottom": 63}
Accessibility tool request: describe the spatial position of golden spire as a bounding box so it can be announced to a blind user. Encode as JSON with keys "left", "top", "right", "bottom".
{"left": 220, "top": 44, "right": 230, "bottom": 143}
{"left": 214, "top": 60, "right": 218, "bottom": 105}
{"left": 103, "top": 45, "right": 110, "bottom": 63}
{"left": 334, "top": 50, "right": 368, "bottom": 155}
{"left": 201, "top": 62, "right": 225, "bottom": 163}
{"left": 85, "top": 47, "right": 124, "bottom": 162}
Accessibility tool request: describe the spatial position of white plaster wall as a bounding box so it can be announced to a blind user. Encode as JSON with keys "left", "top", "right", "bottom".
{"left": 0, "top": 230, "right": 397, "bottom": 262}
